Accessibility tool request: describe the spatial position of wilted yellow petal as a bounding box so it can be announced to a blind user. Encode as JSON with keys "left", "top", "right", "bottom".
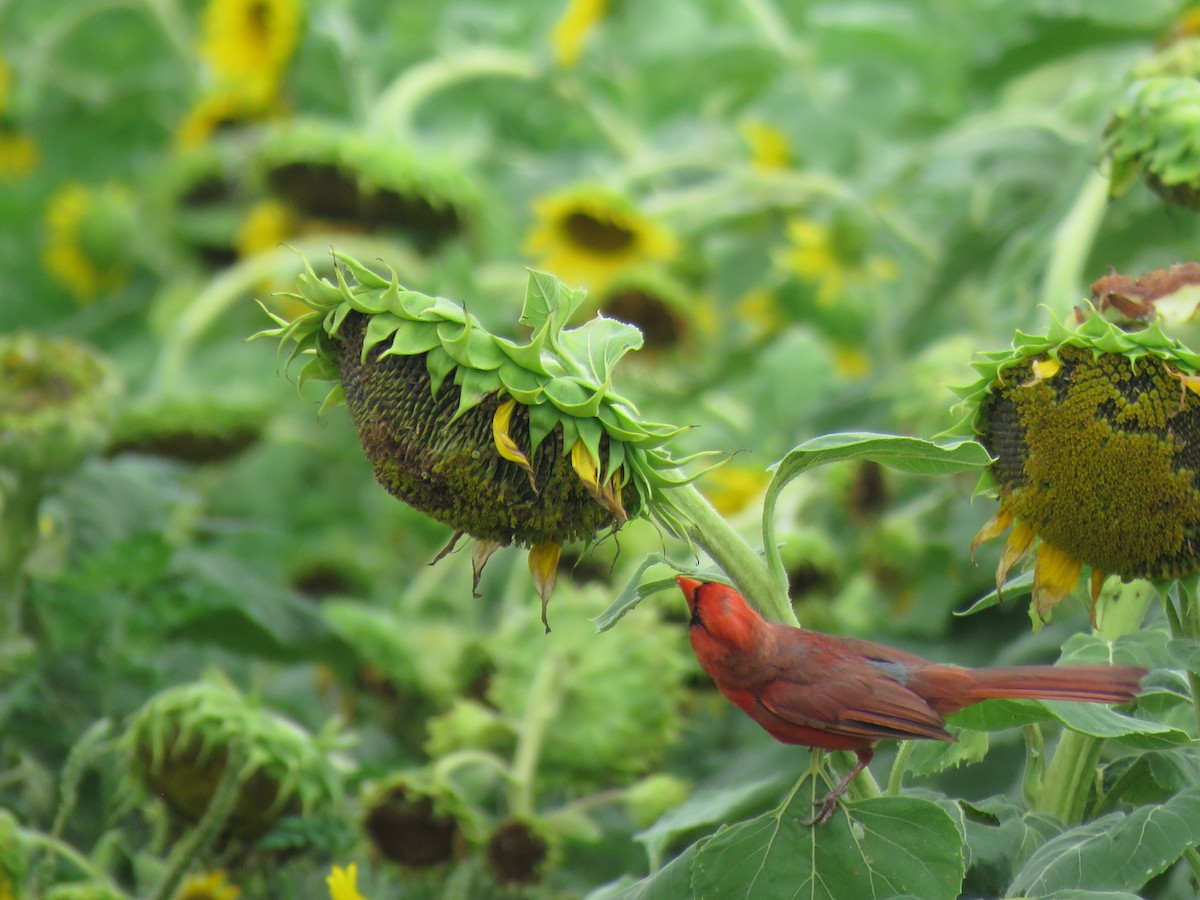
{"left": 528, "top": 541, "right": 562, "bottom": 633}
{"left": 971, "top": 507, "right": 1015, "bottom": 560}
{"left": 1032, "top": 541, "right": 1083, "bottom": 622}
{"left": 996, "top": 520, "right": 1035, "bottom": 591}
{"left": 471, "top": 539, "right": 502, "bottom": 596}
{"left": 493, "top": 399, "right": 537, "bottom": 492}
{"left": 570, "top": 439, "right": 601, "bottom": 490}
{"left": 1021, "top": 357, "right": 1062, "bottom": 387}
{"left": 1169, "top": 368, "right": 1200, "bottom": 412}
{"left": 571, "top": 440, "right": 627, "bottom": 522}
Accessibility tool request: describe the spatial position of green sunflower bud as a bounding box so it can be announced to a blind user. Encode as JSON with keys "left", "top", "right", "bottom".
{"left": 255, "top": 120, "right": 476, "bottom": 253}
{"left": 484, "top": 817, "right": 556, "bottom": 887}
{"left": 961, "top": 294, "right": 1200, "bottom": 619}
{"left": 254, "top": 253, "right": 699, "bottom": 620}
{"left": 1104, "top": 75, "right": 1200, "bottom": 209}
{"left": 621, "top": 773, "right": 690, "bottom": 829}
{"left": 360, "top": 776, "right": 464, "bottom": 870}
{"left": 121, "top": 673, "right": 348, "bottom": 841}
{"left": 0, "top": 333, "right": 121, "bottom": 477}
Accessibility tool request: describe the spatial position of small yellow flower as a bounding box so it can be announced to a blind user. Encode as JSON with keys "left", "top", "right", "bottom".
{"left": 525, "top": 187, "right": 678, "bottom": 290}
{"left": 199, "top": 0, "right": 302, "bottom": 97}
{"left": 701, "top": 465, "right": 769, "bottom": 517}
{"left": 739, "top": 119, "right": 792, "bottom": 170}
{"left": 777, "top": 215, "right": 898, "bottom": 307}
{"left": 177, "top": 869, "right": 240, "bottom": 900}
{"left": 42, "top": 182, "right": 131, "bottom": 301}
{"left": 236, "top": 199, "right": 295, "bottom": 257}
{"left": 831, "top": 343, "right": 872, "bottom": 380}
{"left": 550, "top": 0, "right": 609, "bottom": 68}
{"left": 326, "top": 863, "right": 365, "bottom": 900}
{"left": 0, "top": 126, "right": 38, "bottom": 180}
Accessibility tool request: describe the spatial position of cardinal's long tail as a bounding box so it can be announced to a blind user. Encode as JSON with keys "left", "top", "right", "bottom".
{"left": 963, "top": 664, "right": 1146, "bottom": 707}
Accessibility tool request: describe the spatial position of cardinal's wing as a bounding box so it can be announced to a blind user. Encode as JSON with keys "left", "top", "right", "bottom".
{"left": 759, "top": 662, "right": 954, "bottom": 743}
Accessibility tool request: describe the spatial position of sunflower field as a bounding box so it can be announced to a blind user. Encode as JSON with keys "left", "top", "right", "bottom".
{"left": 8, "top": 0, "right": 1200, "bottom": 897}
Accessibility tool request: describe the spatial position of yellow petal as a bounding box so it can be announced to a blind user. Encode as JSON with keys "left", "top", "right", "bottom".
{"left": 996, "top": 520, "right": 1035, "bottom": 591}
{"left": 971, "top": 507, "right": 1015, "bottom": 560}
{"left": 528, "top": 542, "right": 562, "bottom": 633}
{"left": 492, "top": 399, "right": 537, "bottom": 493}
{"left": 1032, "top": 542, "right": 1083, "bottom": 622}
{"left": 326, "top": 863, "right": 366, "bottom": 900}
{"left": 570, "top": 439, "right": 600, "bottom": 490}
{"left": 570, "top": 441, "right": 628, "bottom": 522}
{"left": 1021, "top": 357, "right": 1061, "bottom": 387}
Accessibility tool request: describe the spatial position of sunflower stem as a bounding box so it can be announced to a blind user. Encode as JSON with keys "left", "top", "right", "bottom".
{"left": 371, "top": 48, "right": 539, "bottom": 135}
{"left": 151, "top": 743, "right": 248, "bottom": 900}
{"left": 1032, "top": 578, "right": 1149, "bottom": 822}
{"left": 885, "top": 741, "right": 916, "bottom": 796}
{"left": 1038, "top": 169, "right": 1110, "bottom": 323}
{"left": 668, "top": 482, "right": 796, "bottom": 626}
{"left": 0, "top": 472, "right": 44, "bottom": 643}
{"left": 508, "top": 652, "right": 564, "bottom": 819}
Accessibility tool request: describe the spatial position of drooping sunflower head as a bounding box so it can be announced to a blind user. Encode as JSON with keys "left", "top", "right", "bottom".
{"left": 121, "top": 673, "right": 348, "bottom": 842}
{"left": 963, "top": 272, "right": 1200, "bottom": 620}
{"left": 524, "top": 185, "right": 678, "bottom": 290}
{"left": 484, "top": 818, "right": 557, "bottom": 887}
{"left": 0, "top": 333, "right": 121, "bottom": 478}
{"left": 360, "top": 775, "right": 465, "bottom": 870}
{"left": 1105, "top": 40, "right": 1200, "bottom": 210}
{"left": 592, "top": 267, "right": 703, "bottom": 353}
{"left": 110, "top": 396, "right": 265, "bottom": 465}
{"left": 42, "top": 182, "right": 137, "bottom": 301}
{"left": 253, "top": 253, "right": 699, "bottom": 622}
{"left": 255, "top": 120, "right": 476, "bottom": 253}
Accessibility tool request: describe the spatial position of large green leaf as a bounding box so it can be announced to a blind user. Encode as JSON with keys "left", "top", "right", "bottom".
{"left": 1008, "top": 787, "right": 1200, "bottom": 896}
{"left": 762, "top": 433, "right": 991, "bottom": 596}
{"left": 690, "top": 787, "right": 964, "bottom": 900}
{"left": 587, "top": 841, "right": 705, "bottom": 900}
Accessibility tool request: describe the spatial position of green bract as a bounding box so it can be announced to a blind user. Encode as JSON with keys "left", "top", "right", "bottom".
{"left": 253, "top": 252, "right": 700, "bottom": 602}
{"left": 1105, "top": 76, "right": 1200, "bottom": 208}
{"left": 122, "top": 674, "right": 349, "bottom": 841}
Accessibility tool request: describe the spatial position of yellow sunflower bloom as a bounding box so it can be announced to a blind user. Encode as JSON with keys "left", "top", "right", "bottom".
{"left": 326, "top": 863, "right": 365, "bottom": 900}
{"left": 42, "top": 182, "right": 132, "bottom": 301}
{"left": 177, "top": 869, "right": 240, "bottom": 900}
{"left": 777, "top": 215, "right": 898, "bottom": 307}
{"left": 199, "top": 0, "right": 302, "bottom": 97}
{"left": 551, "top": 0, "right": 609, "bottom": 68}
{"left": 524, "top": 187, "right": 678, "bottom": 290}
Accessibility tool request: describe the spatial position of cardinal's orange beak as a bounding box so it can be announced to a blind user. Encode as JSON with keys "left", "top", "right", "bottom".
{"left": 677, "top": 575, "right": 704, "bottom": 615}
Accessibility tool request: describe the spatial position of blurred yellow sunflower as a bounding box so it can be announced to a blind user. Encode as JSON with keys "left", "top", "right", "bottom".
{"left": 199, "top": 0, "right": 302, "bottom": 97}
{"left": 326, "top": 863, "right": 366, "bottom": 900}
{"left": 551, "top": 0, "right": 609, "bottom": 68}
{"left": 524, "top": 187, "right": 678, "bottom": 289}
{"left": 42, "top": 182, "right": 132, "bottom": 301}
{"left": 701, "top": 465, "right": 770, "bottom": 517}
{"left": 739, "top": 119, "right": 792, "bottom": 170}
{"left": 177, "top": 869, "right": 240, "bottom": 900}
{"left": 777, "top": 215, "right": 898, "bottom": 307}
{"left": 0, "top": 124, "right": 38, "bottom": 180}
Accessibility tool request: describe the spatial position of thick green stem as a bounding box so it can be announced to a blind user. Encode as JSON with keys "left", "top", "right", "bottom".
{"left": 1032, "top": 579, "right": 1151, "bottom": 823}
{"left": 0, "top": 473, "right": 44, "bottom": 642}
{"left": 508, "top": 652, "right": 564, "bottom": 818}
{"left": 1162, "top": 579, "right": 1200, "bottom": 735}
{"left": 18, "top": 830, "right": 114, "bottom": 887}
{"left": 886, "top": 742, "right": 917, "bottom": 796}
{"left": 151, "top": 744, "right": 247, "bottom": 900}
{"left": 1033, "top": 729, "right": 1103, "bottom": 825}
{"left": 1038, "top": 170, "right": 1110, "bottom": 322}
{"left": 669, "top": 483, "right": 796, "bottom": 625}
{"left": 371, "top": 48, "right": 539, "bottom": 135}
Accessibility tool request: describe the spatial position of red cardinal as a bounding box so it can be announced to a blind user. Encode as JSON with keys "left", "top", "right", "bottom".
{"left": 678, "top": 577, "right": 1146, "bottom": 824}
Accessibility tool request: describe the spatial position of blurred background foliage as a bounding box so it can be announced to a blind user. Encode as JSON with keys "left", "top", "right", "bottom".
{"left": 3, "top": 0, "right": 1200, "bottom": 897}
